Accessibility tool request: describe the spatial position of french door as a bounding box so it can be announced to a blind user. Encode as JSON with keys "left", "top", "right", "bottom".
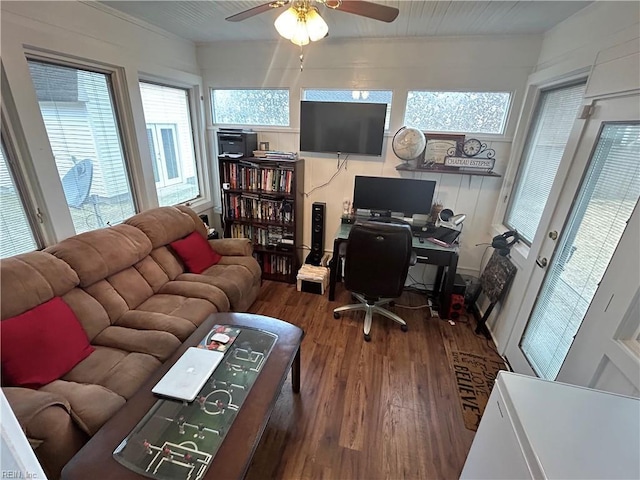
{"left": 146, "top": 124, "right": 181, "bottom": 187}
{"left": 505, "top": 93, "right": 640, "bottom": 390}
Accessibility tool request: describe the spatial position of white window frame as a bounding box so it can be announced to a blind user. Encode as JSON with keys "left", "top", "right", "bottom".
{"left": 24, "top": 51, "right": 142, "bottom": 235}
{"left": 491, "top": 69, "right": 590, "bottom": 266}
{"left": 138, "top": 77, "right": 211, "bottom": 211}
{"left": 0, "top": 60, "right": 61, "bottom": 247}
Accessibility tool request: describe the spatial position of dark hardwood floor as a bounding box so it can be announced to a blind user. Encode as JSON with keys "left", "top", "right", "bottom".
{"left": 245, "top": 280, "right": 502, "bottom": 479}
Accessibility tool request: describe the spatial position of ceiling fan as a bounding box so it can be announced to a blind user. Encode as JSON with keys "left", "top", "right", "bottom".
{"left": 226, "top": 1, "right": 399, "bottom": 46}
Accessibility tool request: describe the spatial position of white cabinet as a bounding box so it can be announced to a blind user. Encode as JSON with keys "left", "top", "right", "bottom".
{"left": 461, "top": 371, "right": 640, "bottom": 479}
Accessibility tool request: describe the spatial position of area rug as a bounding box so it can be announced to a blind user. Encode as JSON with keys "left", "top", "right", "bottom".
{"left": 448, "top": 350, "right": 506, "bottom": 431}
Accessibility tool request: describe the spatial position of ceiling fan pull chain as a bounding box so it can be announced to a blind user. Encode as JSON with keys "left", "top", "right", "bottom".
{"left": 300, "top": 47, "right": 304, "bottom": 71}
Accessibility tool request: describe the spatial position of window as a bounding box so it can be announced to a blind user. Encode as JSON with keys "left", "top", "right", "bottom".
{"left": 212, "top": 89, "right": 289, "bottom": 126}
{"left": 302, "top": 89, "right": 393, "bottom": 130}
{"left": 0, "top": 139, "right": 40, "bottom": 258}
{"left": 404, "top": 91, "right": 511, "bottom": 134}
{"left": 140, "top": 82, "right": 200, "bottom": 206}
{"left": 27, "top": 60, "right": 136, "bottom": 234}
{"left": 505, "top": 81, "right": 587, "bottom": 243}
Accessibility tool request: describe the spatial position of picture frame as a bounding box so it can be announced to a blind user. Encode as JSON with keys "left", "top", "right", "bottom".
{"left": 259, "top": 141, "right": 270, "bottom": 151}
{"left": 422, "top": 134, "right": 465, "bottom": 166}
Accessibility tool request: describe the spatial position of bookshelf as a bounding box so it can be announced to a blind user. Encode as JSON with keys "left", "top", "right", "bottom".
{"left": 219, "top": 156, "right": 304, "bottom": 283}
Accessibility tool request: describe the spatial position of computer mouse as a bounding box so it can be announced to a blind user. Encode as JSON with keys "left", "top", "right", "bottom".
{"left": 212, "top": 333, "right": 230, "bottom": 344}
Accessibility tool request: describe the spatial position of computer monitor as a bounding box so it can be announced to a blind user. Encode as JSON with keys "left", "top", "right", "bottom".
{"left": 353, "top": 176, "right": 436, "bottom": 217}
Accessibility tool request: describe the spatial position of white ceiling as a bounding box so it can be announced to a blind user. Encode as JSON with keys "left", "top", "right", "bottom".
{"left": 100, "top": 1, "right": 593, "bottom": 44}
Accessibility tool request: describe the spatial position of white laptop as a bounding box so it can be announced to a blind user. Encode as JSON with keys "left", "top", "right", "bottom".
{"left": 152, "top": 347, "right": 224, "bottom": 402}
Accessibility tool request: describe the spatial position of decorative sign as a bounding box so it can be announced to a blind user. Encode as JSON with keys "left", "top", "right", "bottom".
{"left": 445, "top": 156, "right": 495, "bottom": 169}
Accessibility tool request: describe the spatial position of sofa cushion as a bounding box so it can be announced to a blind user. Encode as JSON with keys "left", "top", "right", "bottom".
{"left": 0, "top": 251, "right": 79, "bottom": 320}
{"left": 92, "top": 325, "right": 181, "bottom": 361}
{"left": 177, "top": 260, "right": 260, "bottom": 312}
{"left": 1, "top": 297, "right": 94, "bottom": 388}
{"left": 63, "top": 347, "right": 160, "bottom": 399}
{"left": 175, "top": 205, "right": 209, "bottom": 238}
{"left": 116, "top": 310, "right": 199, "bottom": 342}
{"left": 158, "top": 280, "right": 230, "bottom": 312}
{"left": 135, "top": 294, "right": 215, "bottom": 332}
{"left": 170, "top": 231, "right": 222, "bottom": 274}
{"left": 125, "top": 206, "right": 195, "bottom": 248}
{"left": 46, "top": 224, "right": 152, "bottom": 288}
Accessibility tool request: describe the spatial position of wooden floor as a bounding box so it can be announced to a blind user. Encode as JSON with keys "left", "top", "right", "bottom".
{"left": 244, "top": 281, "right": 503, "bottom": 480}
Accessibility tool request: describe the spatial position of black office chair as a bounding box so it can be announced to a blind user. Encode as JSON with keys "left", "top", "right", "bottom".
{"left": 333, "top": 221, "right": 415, "bottom": 341}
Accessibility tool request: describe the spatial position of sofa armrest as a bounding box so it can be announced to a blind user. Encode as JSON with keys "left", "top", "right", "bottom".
{"left": 3, "top": 387, "right": 87, "bottom": 480}
{"left": 3, "top": 386, "right": 71, "bottom": 429}
{"left": 209, "top": 238, "right": 253, "bottom": 256}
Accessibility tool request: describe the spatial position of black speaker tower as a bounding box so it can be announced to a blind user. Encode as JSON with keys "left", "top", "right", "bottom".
{"left": 305, "top": 202, "right": 325, "bottom": 266}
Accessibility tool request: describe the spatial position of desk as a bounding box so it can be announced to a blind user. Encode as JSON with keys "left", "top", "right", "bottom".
{"left": 328, "top": 224, "right": 459, "bottom": 318}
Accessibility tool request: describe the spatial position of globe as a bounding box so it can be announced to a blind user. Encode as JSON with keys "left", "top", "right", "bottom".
{"left": 392, "top": 126, "right": 426, "bottom": 163}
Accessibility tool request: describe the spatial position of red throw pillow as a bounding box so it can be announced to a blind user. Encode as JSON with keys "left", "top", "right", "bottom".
{"left": 170, "top": 231, "right": 222, "bottom": 274}
{"left": 1, "top": 297, "right": 94, "bottom": 388}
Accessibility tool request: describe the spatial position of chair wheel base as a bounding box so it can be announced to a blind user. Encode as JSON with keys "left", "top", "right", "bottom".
{"left": 401, "top": 324, "right": 408, "bottom": 332}
{"left": 333, "top": 312, "right": 340, "bottom": 319}
{"left": 364, "top": 333, "right": 371, "bottom": 342}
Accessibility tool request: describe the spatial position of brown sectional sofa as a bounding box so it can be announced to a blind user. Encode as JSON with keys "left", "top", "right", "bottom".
{"left": 0, "top": 206, "right": 261, "bottom": 479}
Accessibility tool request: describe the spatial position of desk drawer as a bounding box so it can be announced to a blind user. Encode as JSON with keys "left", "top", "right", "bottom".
{"left": 415, "top": 248, "right": 453, "bottom": 266}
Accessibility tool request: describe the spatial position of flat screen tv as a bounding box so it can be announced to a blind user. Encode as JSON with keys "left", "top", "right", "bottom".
{"left": 299, "top": 101, "right": 386, "bottom": 156}
{"left": 353, "top": 176, "right": 436, "bottom": 217}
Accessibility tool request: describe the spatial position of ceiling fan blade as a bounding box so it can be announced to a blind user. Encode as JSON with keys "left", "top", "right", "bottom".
{"left": 335, "top": 1, "right": 399, "bottom": 23}
{"left": 225, "top": 1, "right": 289, "bottom": 22}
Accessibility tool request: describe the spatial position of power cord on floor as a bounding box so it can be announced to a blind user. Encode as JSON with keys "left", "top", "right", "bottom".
{"left": 394, "top": 303, "right": 430, "bottom": 310}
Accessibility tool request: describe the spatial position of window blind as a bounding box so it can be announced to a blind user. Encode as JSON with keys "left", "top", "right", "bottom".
{"left": 0, "top": 142, "right": 39, "bottom": 258}
{"left": 521, "top": 123, "right": 640, "bottom": 380}
{"left": 505, "top": 82, "right": 587, "bottom": 243}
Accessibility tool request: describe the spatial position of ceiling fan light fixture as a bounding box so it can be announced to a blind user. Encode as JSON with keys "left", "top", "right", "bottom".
{"left": 290, "top": 19, "right": 310, "bottom": 46}
{"left": 274, "top": 7, "right": 299, "bottom": 39}
{"left": 306, "top": 7, "right": 329, "bottom": 41}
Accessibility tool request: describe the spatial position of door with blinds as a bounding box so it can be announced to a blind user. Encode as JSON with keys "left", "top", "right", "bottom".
{"left": 505, "top": 94, "right": 640, "bottom": 388}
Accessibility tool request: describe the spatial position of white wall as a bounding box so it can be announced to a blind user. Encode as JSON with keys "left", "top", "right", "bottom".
{"left": 487, "top": 1, "right": 640, "bottom": 351}
{"left": 198, "top": 35, "right": 542, "bottom": 278}
{"left": 0, "top": 1, "right": 206, "bottom": 242}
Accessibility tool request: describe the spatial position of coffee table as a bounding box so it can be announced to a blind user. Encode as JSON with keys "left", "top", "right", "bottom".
{"left": 61, "top": 313, "right": 303, "bottom": 480}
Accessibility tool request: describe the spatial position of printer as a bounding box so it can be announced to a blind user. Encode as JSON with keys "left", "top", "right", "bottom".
{"left": 217, "top": 129, "right": 258, "bottom": 158}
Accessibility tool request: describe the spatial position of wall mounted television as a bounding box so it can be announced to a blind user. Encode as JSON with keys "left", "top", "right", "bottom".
{"left": 353, "top": 175, "right": 436, "bottom": 217}
{"left": 299, "top": 101, "right": 387, "bottom": 156}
